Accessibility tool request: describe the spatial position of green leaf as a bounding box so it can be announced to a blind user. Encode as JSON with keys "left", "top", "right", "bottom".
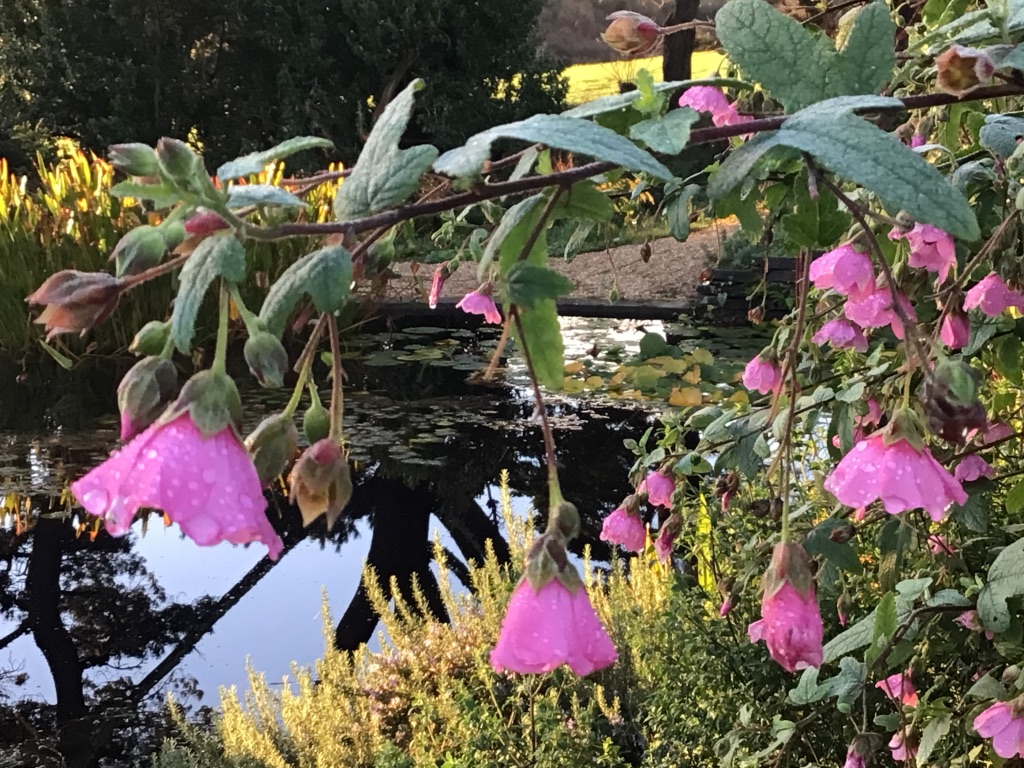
{"left": 38, "top": 339, "right": 74, "bottom": 370}
{"left": 109, "top": 180, "right": 181, "bottom": 208}
{"left": 980, "top": 115, "right": 1024, "bottom": 158}
{"left": 665, "top": 181, "right": 701, "bottom": 242}
{"left": 551, "top": 182, "right": 615, "bottom": 222}
{"left": 217, "top": 136, "right": 334, "bottom": 181}
{"left": 978, "top": 537, "right": 1024, "bottom": 632}
{"left": 954, "top": 479, "right": 994, "bottom": 533}
{"left": 782, "top": 181, "right": 849, "bottom": 249}
{"left": 258, "top": 246, "right": 353, "bottom": 336}
{"left": 629, "top": 108, "right": 700, "bottom": 154}
{"left": 823, "top": 599, "right": 912, "bottom": 663}
{"left": 515, "top": 298, "right": 564, "bottom": 390}
{"left": 707, "top": 132, "right": 784, "bottom": 200}
{"left": 675, "top": 452, "right": 713, "bottom": 475}
{"left": 775, "top": 108, "right": 979, "bottom": 240}
{"left": 562, "top": 78, "right": 751, "bottom": 119}
{"left": 1007, "top": 478, "right": 1024, "bottom": 515}
{"left": 916, "top": 713, "right": 952, "bottom": 766}
{"left": 433, "top": 114, "right": 673, "bottom": 182}
{"left": 170, "top": 233, "right": 246, "bottom": 353}
{"left": 823, "top": 657, "right": 866, "bottom": 708}
{"left": 788, "top": 668, "right": 828, "bottom": 705}
{"left": 834, "top": 3, "right": 897, "bottom": 96}
{"left": 334, "top": 81, "right": 438, "bottom": 220}
{"left": 226, "top": 184, "right": 308, "bottom": 209}
{"left": 966, "top": 672, "right": 1007, "bottom": 699}
{"left": 480, "top": 195, "right": 545, "bottom": 280}
{"left": 871, "top": 591, "right": 898, "bottom": 645}
{"left": 716, "top": 0, "right": 836, "bottom": 112}
{"left": 504, "top": 263, "right": 574, "bottom": 309}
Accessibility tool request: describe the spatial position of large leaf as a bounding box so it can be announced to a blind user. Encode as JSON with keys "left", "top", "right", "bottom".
{"left": 217, "top": 136, "right": 334, "bottom": 181}
{"left": 433, "top": 114, "right": 673, "bottom": 182}
{"left": 980, "top": 114, "right": 1024, "bottom": 158}
{"left": 505, "top": 263, "right": 574, "bottom": 308}
{"left": 711, "top": 98, "right": 980, "bottom": 240}
{"left": 834, "top": 3, "right": 897, "bottom": 96}
{"left": 550, "top": 182, "right": 616, "bottom": 222}
{"left": 716, "top": 0, "right": 837, "bottom": 112}
{"left": 171, "top": 233, "right": 247, "bottom": 353}
{"left": 479, "top": 194, "right": 545, "bottom": 280}
{"left": 515, "top": 298, "right": 564, "bottom": 390}
{"left": 334, "top": 80, "right": 439, "bottom": 220}
{"left": 258, "top": 246, "right": 353, "bottom": 336}
{"left": 707, "top": 132, "right": 783, "bottom": 199}
{"left": 629, "top": 108, "right": 701, "bottom": 154}
{"left": 110, "top": 180, "right": 181, "bottom": 208}
{"left": 916, "top": 713, "right": 952, "bottom": 766}
{"left": 978, "top": 537, "right": 1024, "bottom": 633}
{"left": 226, "top": 184, "right": 308, "bottom": 209}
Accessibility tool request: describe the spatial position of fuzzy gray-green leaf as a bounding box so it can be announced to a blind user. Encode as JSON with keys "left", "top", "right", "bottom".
{"left": 171, "top": 233, "right": 247, "bottom": 353}
{"left": 259, "top": 246, "right": 353, "bottom": 337}
{"left": 217, "top": 136, "right": 334, "bottom": 181}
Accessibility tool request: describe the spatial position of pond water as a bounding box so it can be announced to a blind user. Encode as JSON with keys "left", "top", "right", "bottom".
{"left": 0, "top": 317, "right": 766, "bottom": 766}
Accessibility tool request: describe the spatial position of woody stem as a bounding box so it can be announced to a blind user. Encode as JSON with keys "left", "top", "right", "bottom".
{"left": 328, "top": 313, "right": 344, "bottom": 442}
{"left": 212, "top": 282, "right": 230, "bottom": 376}
{"left": 512, "top": 307, "right": 561, "bottom": 502}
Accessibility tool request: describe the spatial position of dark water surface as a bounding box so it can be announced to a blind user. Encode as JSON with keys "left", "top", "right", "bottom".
{"left": 0, "top": 318, "right": 764, "bottom": 766}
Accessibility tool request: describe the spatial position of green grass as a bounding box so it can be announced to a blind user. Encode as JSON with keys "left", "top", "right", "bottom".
{"left": 563, "top": 51, "right": 727, "bottom": 104}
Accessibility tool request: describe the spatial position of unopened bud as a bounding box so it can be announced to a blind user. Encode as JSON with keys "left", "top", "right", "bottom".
{"left": 1003, "top": 665, "right": 1020, "bottom": 685}
{"left": 601, "top": 11, "right": 661, "bottom": 56}
{"left": 622, "top": 493, "right": 641, "bottom": 516}
{"left": 936, "top": 45, "right": 996, "bottom": 97}
{"left": 245, "top": 413, "right": 300, "bottom": 487}
{"left": 108, "top": 143, "right": 159, "bottom": 176}
{"left": 26, "top": 270, "right": 123, "bottom": 340}
{"left": 160, "top": 220, "right": 187, "bottom": 251}
{"left": 184, "top": 208, "right": 229, "bottom": 236}
{"left": 837, "top": 593, "right": 853, "bottom": 627}
{"left": 288, "top": 439, "right": 353, "bottom": 528}
{"left": 131, "top": 320, "right": 172, "bottom": 356}
{"left": 749, "top": 498, "right": 772, "bottom": 518}
{"left": 429, "top": 266, "right": 448, "bottom": 309}
{"left": 155, "top": 138, "right": 203, "bottom": 184}
{"left": 747, "top": 305, "right": 765, "bottom": 324}
{"left": 111, "top": 226, "right": 167, "bottom": 277}
{"left": 244, "top": 332, "right": 290, "bottom": 388}
{"left": 117, "top": 357, "right": 179, "bottom": 441}
{"left": 303, "top": 395, "right": 331, "bottom": 445}
{"left": 920, "top": 360, "right": 987, "bottom": 443}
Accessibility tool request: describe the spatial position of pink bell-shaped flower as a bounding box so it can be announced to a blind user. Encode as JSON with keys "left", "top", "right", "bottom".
{"left": 964, "top": 273, "right": 1024, "bottom": 316}
{"left": 428, "top": 266, "right": 447, "bottom": 309}
{"left": 654, "top": 512, "right": 681, "bottom": 563}
{"left": 824, "top": 411, "right": 967, "bottom": 521}
{"left": 890, "top": 223, "right": 956, "bottom": 284}
{"left": 742, "top": 354, "right": 782, "bottom": 395}
{"left": 599, "top": 497, "right": 646, "bottom": 553}
{"left": 456, "top": 289, "right": 502, "bottom": 324}
{"left": 641, "top": 470, "right": 676, "bottom": 508}
{"left": 955, "top": 454, "right": 995, "bottom": 482}
{"left": 71, "top": 412, "right": 283, "bottom": 559}
{"left": 811, "top": 318, "right": 869, "bottom": 353}
{"left": 876, "top": 671, "right": 919, "bottom": 707}
{"left": 748, "top": 542, "right": 823, "bottom": 673}
{"left": 678, "top": 86, "right": 752, "bottom": 129}
{"left": 844, "top": 287, "right": 916, "bottom": 339}
{"left": 940, "top": 308, "right": 971, "bottom": 349}
{"left": 490, "top": 565, "right": 617, "bottom": 675}
{"left": 889, "top": 731, "right": 917, "bottom": 763}
{"left": 974, "top": 698, "right": 1024, "bottom": 759}
{"left": 927, "top": 534, "right": 955, "bottom": 555}
{"left": 809, "top": 245, "right": 875, "bottom": 298}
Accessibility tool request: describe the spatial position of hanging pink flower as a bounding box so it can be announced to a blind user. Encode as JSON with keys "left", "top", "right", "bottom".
{"left": 71, "top": 413, "right": 284, "bottom": 559}
{"left": 678, "top": 86, "right": 752, "bottom": 129}
{"left": 964, "top": 273, "right": 1024, "bottom": 316}
{"left": 910, "top": 134, "right": 926, "bottom": 148}
{"left": 890, "top": 224, "right": 956, "bottom": 284}
{"left": 742, "top": 355, "right": 781, "bottom": 395}
{"left": 889, "top": 731, "right": 916, "bottom": 762}
{"left": 654, "top": 524, "right": 676, "bottom": 563}
{"left": 809, "top": 245, "right": 876, "bottom": 298}
{"left": 719, "top": 598, "right": 734, "bottom": 617}
{"left": 748, "top": 543, "right": 823, "bottom": 673}
{"left": 955, "top": 454, "right": 995, "bottom": 482}
{"left": 824, "top": 432, "right": 967, "bottom": 521}
{"left": 927, "top": 534, "right": 955, "bottom": 555}
{"left": 974, "top": 700, "right": 1024, "bottom": 759}
{"left": 456, "top": 290, "right": 501, "bottom": 324}
{"left": 876, "top": 671, "right": 919, "bottom": 707}
{"left": 428, "top": 267, "right": 446, "bottom": 309}
{"left": 600, "top": 505, "right": 646, "bottom": 552}
{"left": 642, "top": 470, "right": 675, "bottom": 508}
{"left": 490, "top": 579, "right": 617, "bottom": 675}
{"left": 844, "top": 287, "right": 916, "bottom": 339}
{"left": 957, "top": 610, "right": 995, "bottom": 639}
{"left": 812, "top": 318, "right": 869, "bottom": 352}
{"left": 941, "top": 309, "right": 971, "bottom": 349}
{"left": 981, "top": 421, "right": 1014, "bottom": 445}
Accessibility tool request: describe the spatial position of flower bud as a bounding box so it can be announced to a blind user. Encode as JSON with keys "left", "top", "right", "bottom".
{"left": 130, "top": 320, "right": 172, "bottom": 356}
{"left": 303, "top": 395, "right": 331, "bottom": 445}
{"left": 920, "top": 359, "right": 987, "bottom": 443}
{"left": 1003, "top": 665, "right": 1020, "bottom": 685}
{"left": 837, "top": 593, "right": 853, "bottom": 627}
{"left": 155, "top": 138, "right": 203, "bottom": 184}
{"left": 117, "top": 357, "right": 179, "bottom": 441}
{"left": 245, "top": 413, "right": 300, "bottom": 487}
{"left": 244, "top": 332, "right": 290, "bottom": 388}
{"left": 429, "top": 266, "right": 448, "bottom": 309}
{"left": 829, "top": 521, "right": 856, "bottom": 543}
{"left": 184, "top": 208, "right": 229, "bottom": 237}
{"left": 160, "top": 220, "right": 187, "bottom": 252}
{"left": 288, "top": 439, "right": 353, "bottom": 528}
{"left": 26, "top": 270, "right": 124, "bottom": 340}
{"left": 936, "top": 45, "right": 996, "bottom": 96}
{"left": 110, "top": 225, "right": 167, "bottom": 277}
{"left": 601, "top": 11, "right": 660, "bottom": 56}
{"left": 108, "top": 143, "right": 159, "bottom": 176}
{"left": 165, "top": 369, "right": 243, "bottom": 438}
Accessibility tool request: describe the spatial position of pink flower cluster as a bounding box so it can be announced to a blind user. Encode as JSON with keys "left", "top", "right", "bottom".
{"left": 678, "top": 87, "right": 752, "bottom": 130}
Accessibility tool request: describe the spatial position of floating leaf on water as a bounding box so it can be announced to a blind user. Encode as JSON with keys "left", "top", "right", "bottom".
{"left": 691, "top": 348, "right": 715, "bottom": 365}
{"left": 564, "top": 361, "right": 586, "bottom": 375}
{"left": 584, "top": 376, "right": 606, "bottom": 389}
{"left": 669, "top": 387, "right": 704, "bottom": 407}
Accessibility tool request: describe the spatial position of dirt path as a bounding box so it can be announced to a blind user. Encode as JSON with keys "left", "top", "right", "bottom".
{"left": 387, "top": 222, "right": 738, "bottom": 305}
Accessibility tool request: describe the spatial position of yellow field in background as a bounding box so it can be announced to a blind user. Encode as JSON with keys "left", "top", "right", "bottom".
{"left": 564, "top": 51, "right": 726, "bottom": 104}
